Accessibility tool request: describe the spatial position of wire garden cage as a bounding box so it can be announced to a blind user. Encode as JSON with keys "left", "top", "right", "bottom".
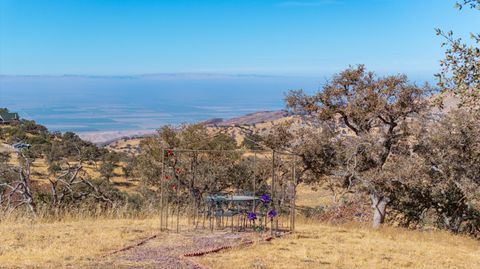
{"left": 157, "top": 149, "right": 297, "bottom": 235}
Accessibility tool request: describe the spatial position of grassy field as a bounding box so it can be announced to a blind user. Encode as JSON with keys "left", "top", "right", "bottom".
{"left": 197, "top": 220, "right": 480, "bottom": 269}
{"left": 0, "top": 217, "right": 159, "bottom": 268}
{"left": 0, "top": 216, "right": 478, "bottom": 268}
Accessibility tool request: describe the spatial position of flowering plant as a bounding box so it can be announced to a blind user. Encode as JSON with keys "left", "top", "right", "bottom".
{"left": 247, "top": 212, "right": 257, "bottom": 221}
{"left": 260, "top": 194, "right": 271, "bottom": 204}
{"left": 268, "top": 209, "right": 277, "bottom": 220}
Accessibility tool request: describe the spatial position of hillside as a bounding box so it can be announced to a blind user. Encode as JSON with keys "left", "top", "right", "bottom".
{"left": 105, "top": 92, "right": 461, "bottom": 153}
{"left": 2, "top": 93, "right": 461, "bottom": 197}
{"left": 204, "top": 110, "right": 292, "bottom": 126}
{"left": 77, "top": 110, "right": 292, "bottom": 147}
{"left": 78, "top": 129, "right": 156, "bottom": 146}
{"left": 0, "top": 124, "right": 139, "bottom": 194}
{"left": 106, "top": 110, "right": 300, "bottom": 153}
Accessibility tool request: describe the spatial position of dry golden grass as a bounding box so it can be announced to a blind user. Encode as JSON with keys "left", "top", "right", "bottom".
{"left": 0, "top": 217, "right": 160, "bottom": 268}
{"left": 1, "top": 215, "right": 479, "bottom": 268}
{"left": 0, "top": 144, "right": 13, "bottom": 153}
{"left": 296, "top": 184, "right": 334, "bottom": 208}
{"left": 197, "top": 219, "right": 480, "bottom": 269}
{"left": 106, "top": 138, "right": 142, "bottom": 153}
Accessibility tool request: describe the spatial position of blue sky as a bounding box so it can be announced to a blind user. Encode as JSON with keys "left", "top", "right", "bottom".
{"left": 0, "top": 0, "right": 476, "bottom": 77}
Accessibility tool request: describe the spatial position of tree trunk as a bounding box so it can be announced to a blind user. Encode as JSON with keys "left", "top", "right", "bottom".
{"left": 371, "top": 193, "right": 389, "bottom": 228}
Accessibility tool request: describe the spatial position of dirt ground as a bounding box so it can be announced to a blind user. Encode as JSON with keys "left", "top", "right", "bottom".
{"left": 96, "top": 229, "right": 264, "bottom": 269}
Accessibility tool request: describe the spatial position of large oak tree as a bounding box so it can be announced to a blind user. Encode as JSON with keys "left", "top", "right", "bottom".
{"left": 286, "top": 65, "right": 430, "bottom": 227}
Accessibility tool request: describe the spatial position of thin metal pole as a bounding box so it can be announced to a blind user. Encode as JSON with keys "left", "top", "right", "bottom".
{"left": 252, "top": 152, "right": 257, "bottom": 213}
{"left": 188, "top": 153, "right": 193, "bottom": 226}
{"left": 290, "top": 156, "right": 297, "bottom": 232}
{"left": 195, "top": 204, "right": 199, "bottom": 229}
{"left": 236, "top": 203, "right": 240, "bottom": 231}
{"left": 160, "top": 149, "right": 165, "bottom": 231}
{"left": 176, "top": 178, "right": 180, "bottom": 233}
{"left": 271, "top": 150, "right": 275, "bottom": 236}
{"left": 202, "top": 204, "right": 206, "bottom": 229}
{"left": 208, "top": 201, "right": 212, "bottom": 231}
{"left": 171, "top": 205, "right": 174, "bottom": 228}
{"left": 165, "top": 160, "right": 170, "bottom": 232}
{"left": 165, "top": 194, "right": 169, "bottom": 231}
{"left": 191, "top": 152, "right": 196, "bottom": 227}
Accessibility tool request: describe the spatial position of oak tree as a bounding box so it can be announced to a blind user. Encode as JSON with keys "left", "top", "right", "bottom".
{"left": 286, "top": 65, "right": 430, "bottom": 227}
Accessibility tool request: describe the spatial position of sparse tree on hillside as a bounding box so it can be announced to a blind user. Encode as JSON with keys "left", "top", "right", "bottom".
{"left": 99, "top": 152, "right": 120, "bottom": 182}
{"left": 261, "top": 122, "right": 294, "bottom": 151}
{"left": 135, "top": 124, "right": 241, "bottom": 208}
{"left": 45, "top": 151, "right": 118, "bottom": 209}
{"left": 121, "top": 154, "right": 136, "bottom": 180}
{"left": 0, "top": 151, "right": 37, "bottom": 215}
{"left": 414, "top": 110, "right": 480, "bottom": 234}
{"left": 286, "top": 65, "right": 430, "bottom": 228}
{"left": 0, "top": 114, "right": 126, "bottom": 214}
{"left": 436, "top": 0, "right": 479, "bottom": 110}
{"left": 241, "top": 133, "right": 264, "bottom": 150}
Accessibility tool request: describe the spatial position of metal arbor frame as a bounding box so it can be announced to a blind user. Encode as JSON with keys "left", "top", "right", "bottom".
{"left": 157, "top": 148, "right": 297, "bottom": 235}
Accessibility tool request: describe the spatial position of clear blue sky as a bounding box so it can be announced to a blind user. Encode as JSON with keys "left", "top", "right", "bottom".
{"left": 0, "top": 0, "right": 476, "bottom": 77}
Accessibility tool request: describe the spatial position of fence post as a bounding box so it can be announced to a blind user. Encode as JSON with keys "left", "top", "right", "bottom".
{"left": 252, "top": 152, "right": 257, "bottom": 214}
{"left": 271, "top": 150, "right": 275, "bottom": 236}
{"left": 291, "top": 155, "right": 297, "bottom": 232}
{"left": 160, "top": 149, "right": 165, "bottom": 231}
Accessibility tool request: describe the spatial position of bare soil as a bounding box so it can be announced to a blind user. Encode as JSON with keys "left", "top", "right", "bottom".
{"left": 95, "top": 230, "right": 261, "bottom": 268}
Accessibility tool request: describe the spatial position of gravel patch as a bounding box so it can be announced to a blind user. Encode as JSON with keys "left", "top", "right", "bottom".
{"left": 97, "top": 229, "right": 257, "bottom": 268}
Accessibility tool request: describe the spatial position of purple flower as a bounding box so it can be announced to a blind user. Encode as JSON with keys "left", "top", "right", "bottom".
{"left": 268, "top": 209, "right": 277, "bottom": 219}
{"left": 260, "top": 194, "right": 271, "bottom": 204}
{"left": 247, "top": 212, "right": 257, "bottom": 221}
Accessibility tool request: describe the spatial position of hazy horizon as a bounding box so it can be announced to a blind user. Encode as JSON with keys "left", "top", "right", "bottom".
{"left": 0, "top": 71, "right": 438, "bottom": 133}
{"left": 0, "top": 74, "right": 323, "bottom": 133}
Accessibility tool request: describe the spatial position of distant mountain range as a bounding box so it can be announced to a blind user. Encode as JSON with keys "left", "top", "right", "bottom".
{"left": 79, "top": 110, "right": 293, "bottom": 145}
{"left": 203, "top": 110, "right": 292, "bottom": 126}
